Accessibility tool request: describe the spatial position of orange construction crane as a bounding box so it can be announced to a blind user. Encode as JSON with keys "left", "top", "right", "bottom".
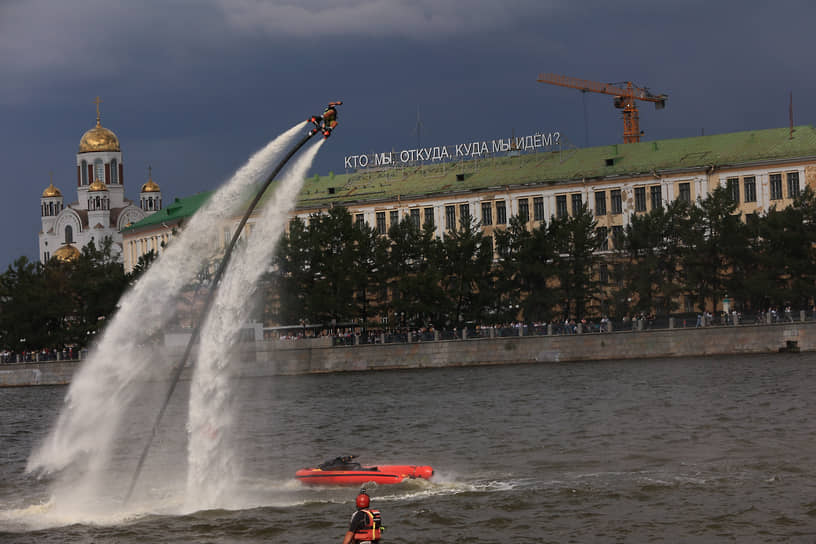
{"left": 537, "top": 73, "right": 667, "bottom": 144}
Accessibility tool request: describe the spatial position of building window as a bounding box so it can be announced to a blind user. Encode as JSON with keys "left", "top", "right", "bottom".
{"left": 595, "top": 191, "right": 607, "bottom": 216}
{"left": 81, "top": 160, "right": 88, "bottom": 185}
{"left": 787, "top": 172, "right": 800, "bottom": 198}
{"left": 634, "top": 187, "right": 647, "bottom": 212}
{"left": 610, "top": 189, "right": 622, "bottom": 214}
{"left": 481, "top": 202, "right": 493, "bottom": 226}
{"left": 389, "top": 210, "right": 399, "bottom": 229}
{"left": 612, "top": 225, "right": 623, "bottom": 249}
{"left": 556, "top": 195, "right": 567, "bottom": 218}
{"left": 597, "top": 226, "right": 609, "bottom": 251}
{"left": 599, "top": 263, "right": 609, "bottom": 284}
{"left": 496, "top": 201, "right": 507, "bottom": 225}
{"left": 355, "top": 213, "right": 365, "bottom": 228}
{"left": 459, "top": 203, "right": 470, "bottom": 225}
{"left": 445, "top": 205, "right": 455, "bottom": 230}
{"left": 376, "top": 211, "right": 386, "bottom": 234}
{"left": 111, "top": 159, "right": 118, "bottom": 183}
{"left": 518, "top": 198, "right": 529, "bottom": 221}
{"left": 726, "top": 177, "right": 739, "bottom": 203}
{"left": 650, "top": 185, "right": 662, "bottom": 210}
{"left": 410, "top": 208, "right": 420, "bottom": 228}
{"left": 678, "top": 182, "right": 691, "bottom": 203}
{"left": 424, "top": 207, "right": 434, "bottom": 228}
{"left": 94, "top": 159, "right": 104, "bottom": 183}
{"left": 770, "top": 173, "right": 783, "bottom": 200}
{"left": 744, "top": 176, "right": 756, "bottom": 202}
{"left": 571, "top": 194, "right": 582, "bottom": 216}
{"left": 533, "top": 197, "right": 544, "bottom": 221}
{"left": 65, "top": 225, "right": 73, "bottom": 243}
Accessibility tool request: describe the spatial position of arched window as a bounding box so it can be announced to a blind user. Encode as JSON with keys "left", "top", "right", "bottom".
{"left": 49, "top": 202, "right": 54, "bottom": 216}
{"left": 95, "top": 196, "right": 101, "bottom": 209}
{"left": 65, "top": 225, "right": 73, "bottom": 243}
{"left": 110, "top": 159, "right": 118, "bottom": 183}
{"left": 81, "top": 160, "right": 88, "bottom": 185}
{"left": 94, "top": 159, "right": 104, "bottom": 183}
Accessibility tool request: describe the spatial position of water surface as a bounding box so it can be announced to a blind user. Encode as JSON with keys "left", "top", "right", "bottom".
{"left": 2, "top": 353, "right": 816, "bottom": 542}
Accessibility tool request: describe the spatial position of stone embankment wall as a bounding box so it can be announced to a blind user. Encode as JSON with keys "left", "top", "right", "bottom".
{"left": 3, "top": 322, "right": 811, "bottom": 387}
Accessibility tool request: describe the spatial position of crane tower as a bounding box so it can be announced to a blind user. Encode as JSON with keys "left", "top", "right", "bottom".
{"left": 537, "top": 73, "right": 667, "bottom": 144}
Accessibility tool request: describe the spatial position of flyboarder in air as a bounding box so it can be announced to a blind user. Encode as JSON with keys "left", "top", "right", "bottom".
{"left": 310, "top": 101, "right": 343, "bottom": 138}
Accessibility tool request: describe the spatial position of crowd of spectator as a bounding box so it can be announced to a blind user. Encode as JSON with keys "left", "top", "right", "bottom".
{"left": 7, "top": 306, "right": 816, "bottom": 363}
{"left": 1, "top": 347, "right": 81, "bottom": 364}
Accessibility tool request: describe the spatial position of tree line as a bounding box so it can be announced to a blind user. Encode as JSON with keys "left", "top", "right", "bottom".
{"left": 2, "top": 186, "right": 814, "bottom": 351}
{"left": 267, "top": 186, "right": 816, "bottom": 330}
{"left": 0, "top": 239, "right": 156, "bottom": 352}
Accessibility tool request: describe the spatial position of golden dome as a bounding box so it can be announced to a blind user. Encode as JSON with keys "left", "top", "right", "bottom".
{"left": 88, "top": 179, "right": 108, "bottom": 192}
{"left": 79, "top": 124, "right": 120, "bottom": 153}
{"left": 53, "top": 244, "right": 80, "bottom": 263}
{"left": 79, "top": 98, "right": 120, "bottom": 153}
{"left": 141, "top": 178, "right": 161, "bottom": 193}
{"left": 42, "top": 183, "right": 62, "bottom": 198}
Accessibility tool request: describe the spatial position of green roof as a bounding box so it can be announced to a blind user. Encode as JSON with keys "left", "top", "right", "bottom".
{"left": 125, "top": 125, "right": 816, "bottom": 229}
{"left": 298, "top": 125, "right": 816, "bottom": 208}
{"left": 123, "top": 191, "right": 213, "bottom": 232}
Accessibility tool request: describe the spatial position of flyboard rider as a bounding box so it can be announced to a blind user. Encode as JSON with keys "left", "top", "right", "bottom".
{"left": 341, "top": 489, "right": 384, "bottom": 544}
{"left": 310, "top": 101, "right": 343, "bottom": 138}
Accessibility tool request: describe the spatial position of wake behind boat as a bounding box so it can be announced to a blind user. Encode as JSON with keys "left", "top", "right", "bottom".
{"left": 296, "top": 455, "right": 434, "bottom": 486}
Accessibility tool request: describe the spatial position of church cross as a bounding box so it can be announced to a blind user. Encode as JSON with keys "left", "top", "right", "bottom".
{"left": 94, "top": 96, "right": 103, "bottom": 126}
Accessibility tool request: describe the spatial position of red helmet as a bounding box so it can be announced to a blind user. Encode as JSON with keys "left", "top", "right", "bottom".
{"left": 356, "top": 492, "right": 370, "bottom": 509}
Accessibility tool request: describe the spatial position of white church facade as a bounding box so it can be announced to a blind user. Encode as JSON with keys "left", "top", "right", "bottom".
{"left": 39, "top": 99, "right": 163, "bottom": 264}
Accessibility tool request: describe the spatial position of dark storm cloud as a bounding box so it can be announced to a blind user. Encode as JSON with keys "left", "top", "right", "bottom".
{"left": 2, "top": 0, "right": 816, "bottom": 267}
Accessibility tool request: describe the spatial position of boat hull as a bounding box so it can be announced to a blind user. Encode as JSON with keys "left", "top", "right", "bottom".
{"left": 295, "top": 465, "right": 433, "bottom": 486}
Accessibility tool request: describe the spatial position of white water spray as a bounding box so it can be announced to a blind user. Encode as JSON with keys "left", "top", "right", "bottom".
{"left": 26, "top": 122, "right": 308, "bottom": 517}
{"left": 185, "top": 138, "right": 324, "bottom": 511}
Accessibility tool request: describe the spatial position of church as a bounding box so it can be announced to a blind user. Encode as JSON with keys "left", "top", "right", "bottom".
{"left": 39, "top": 99, "right": 163, "bottom": 264}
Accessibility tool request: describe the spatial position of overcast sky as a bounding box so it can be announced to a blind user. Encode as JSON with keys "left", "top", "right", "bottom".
{"left": 1, "top": 0, "right": 815, "bottom": 268}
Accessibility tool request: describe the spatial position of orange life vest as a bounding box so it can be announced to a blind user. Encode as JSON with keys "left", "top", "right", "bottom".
{"left": 352, "top": 508, "right": 383, "bottom": 542}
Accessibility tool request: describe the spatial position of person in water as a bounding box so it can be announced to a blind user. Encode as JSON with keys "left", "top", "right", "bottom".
{"left": 342, "top": 489, "right": 383, "bottom": 544}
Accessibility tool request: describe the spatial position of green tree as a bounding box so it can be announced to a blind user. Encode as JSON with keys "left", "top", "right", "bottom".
{"left": 65, "top": 238, "right": 128, "bottom": 345}
{"left": 622, "top": 199, "right": 688, "bottom": 316}
{"left": 438, "top": 214, "right": 494, "bottom": 328}
{"left": 549, "top": 205, "right": 601, "bottom": 319}
{"left": 680, "top": 186, "right": 749, "bottom": 314}
{"left": 749, "top": 187, "right": 816, "bottom": 310}
{"left": 351, "top": 220, "right": 389, "bottom": 331}
{"left": 495, "top": 215, "right": 559, "bottom": 324}
{"left": 0, "top": 257, "right": 50, "bottom": 351}
{"left": 271, "top": 216, "right": 315, "bottom": 324}
{"left": 127, "top": 249, "right": 157, "bottom": 284}
{"left": 305, "top": 208, "right": 358, "bottom": 325}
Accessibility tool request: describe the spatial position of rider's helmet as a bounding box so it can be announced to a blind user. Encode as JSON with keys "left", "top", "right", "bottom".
{"left": 356, "top": 490, "right": 370, "bottom": 509}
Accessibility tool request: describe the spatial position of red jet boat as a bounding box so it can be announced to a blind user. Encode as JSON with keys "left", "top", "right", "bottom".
{"left": 296, "top": 456, "right": 434, "bottom": 486}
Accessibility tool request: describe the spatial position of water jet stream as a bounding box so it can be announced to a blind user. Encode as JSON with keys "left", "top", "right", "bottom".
{"left": 123, "top": 124, "right": 323, "bottom": 503}
{"left": 186, "top": 138, "right": 324, "bottom": 509}
{"left": 27, "top": 122, "right": 307, "bottom": 516}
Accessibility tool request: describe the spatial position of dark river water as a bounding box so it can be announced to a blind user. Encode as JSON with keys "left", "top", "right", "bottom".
{"left": 2, "top": 353, "right": 816, "bottom": 543}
